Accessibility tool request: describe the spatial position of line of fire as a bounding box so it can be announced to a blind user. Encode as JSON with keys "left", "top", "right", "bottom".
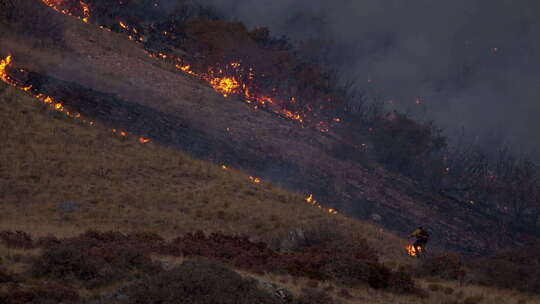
{"left": 40, "top": 0, "right": 343, "bottom": 134}
{"left": 1, "top": 0, "right": 347, "bottom": 216}
{"left": 1, "top": 54, "right": 338, "bottom": 216}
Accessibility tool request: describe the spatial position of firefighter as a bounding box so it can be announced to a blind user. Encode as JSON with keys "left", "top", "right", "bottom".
{"left": 410, "top": 226, "right": 429, "bottom": 255}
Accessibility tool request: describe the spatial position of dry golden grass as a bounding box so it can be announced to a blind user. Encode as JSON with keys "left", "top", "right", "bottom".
{"left": 0, "top": 83, "right": 408, "bottom": 262}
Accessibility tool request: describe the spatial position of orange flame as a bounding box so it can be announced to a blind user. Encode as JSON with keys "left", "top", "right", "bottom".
{"left": 139, "top": 137, "right": 151, "bottom": 143}
{"left": 249, "top": 176, "right": 261, "bottom": 184}
{"left": 210, "top": 76, "right": 240, "bottom": 97}
{"left": 41, "top": 0, "right": 91, "bottom": 23}
{"left": 79, "top": 1, "right": 90, "bottom": 23}
{"left": 0, "top": 55, "right": 14, "bottom": 85}
{"left": 119, "top": 21, "right": 129, "bottom": 30}
{"left": 1, "top": 55, "right": 152, "bottom": 144}
{"left": 406, "top": 244, "right": 422, "bottom": 257}
{"left": 305, "top": 194, "right": 338, "bottom": 214}
{"left": 38, "top": 1, "right": 333, "bottom": 132}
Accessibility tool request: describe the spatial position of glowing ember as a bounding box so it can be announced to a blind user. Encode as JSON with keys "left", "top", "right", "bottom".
{"left": 119, "top": 21, "right": 129, "bottom": 30}
{"left": 249, "top": 176, "right": 261, "bottom": 184}
{"left": 306, "top": 194, "right": 316, "bottom": 205}
{"left": 221, "top": 165, "right": 228, "bottom": 170}
{"left": 139, "top": 137, "right": 151, "bottom": 143}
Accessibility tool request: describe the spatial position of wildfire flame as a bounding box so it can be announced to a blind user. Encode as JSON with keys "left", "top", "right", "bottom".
{"left": 249, "top": 176, "right": 261, "bottom": 184}
{"left": 406, "top": 244, "right": 422, "bottom": 257}
{"left": 38, "top": 0, "right": 340, "bottom": 133}
{"left": 138, "top": 137, "right": 151, "bottom": 143}
{"left": 41, "top": 0, "right": 91, "bottom": 23}
{"left": 305, "top": 194, "right": 338, "bottom": 215}
{"left": 1, "top": 55, "right": 150, "bottom": 144}
{"left": 28, "top": 3, "right": 345, "bottom": 214}
{"left": 79, "top": 1, "right": 90, "bottom": 23}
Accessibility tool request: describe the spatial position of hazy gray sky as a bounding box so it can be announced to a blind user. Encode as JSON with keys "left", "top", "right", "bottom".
{"left": 207, "top": 0, "right": 540, "bottom": 157}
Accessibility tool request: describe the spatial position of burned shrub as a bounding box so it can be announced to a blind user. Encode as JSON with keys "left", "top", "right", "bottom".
{"left": 126, "top": 259, "right": 281, "bottom": 304}
{"left": 31, "top": 233, "right": 160, "bottom": 288}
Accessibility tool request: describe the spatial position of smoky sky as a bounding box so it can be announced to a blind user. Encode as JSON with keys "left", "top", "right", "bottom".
{"left": 204, "top": 0, "right": 540, "bottom": 158}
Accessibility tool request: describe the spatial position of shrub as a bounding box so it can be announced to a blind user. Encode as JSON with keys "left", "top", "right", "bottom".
{"left": 31, "top": 235, "right": 160, "bottom": 288}
{"left": 126, "top": 259, "right": 281, "bottom": 304}
{"left": 0, "top": 284, "right": 79, "bottom": 304}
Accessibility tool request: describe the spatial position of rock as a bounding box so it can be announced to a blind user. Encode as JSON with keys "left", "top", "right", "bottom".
{"left": 275, "top": 288, "right": 293, "bottom": 303}
{"left": 58, "top": 201, "right": 79, "bottom": 213}
{"left": 370, "top": 213, "right": 382, "bottom": 221}
{"left": 256, "top": 279, "right": 293, "bottom": 303}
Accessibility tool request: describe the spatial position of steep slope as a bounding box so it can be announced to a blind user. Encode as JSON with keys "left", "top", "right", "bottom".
{"left": 0, "top": 81, "right": 407, "bottom": 260}
{"left": 0, "top": 11, "right": 507, "bottom": 254}
{"left": 1, "top": 4, "right": 540, "bottom": 304}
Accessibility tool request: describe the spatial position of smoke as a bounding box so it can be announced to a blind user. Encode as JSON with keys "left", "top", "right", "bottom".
{"left": 205, "top": 0, "right": 540, "bottom": 159}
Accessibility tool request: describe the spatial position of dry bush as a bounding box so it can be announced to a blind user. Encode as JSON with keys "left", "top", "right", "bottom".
{"left": 126, "top": 259, "right": 281, "bottom": 304}
{"left": 14, "top": 229, "right": 417, "bottom": 294}
{"left": 31, "top": 231, "right": 161, "bottom": 288}
{"left": 166, "top": 230, "right": 418, "bottom": 293}
{"left": 0, "top": 283, "right": 79, "bottom": 304}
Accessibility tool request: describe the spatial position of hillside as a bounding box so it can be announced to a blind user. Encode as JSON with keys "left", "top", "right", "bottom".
{"left": 1, "top": 1, "right": 540, "bottom": 303}
{"left": 0, "top": 0, "right": 520, "bottom": 256}
{"left": 2, "top": 56, "right": 539, "bottom": 304}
